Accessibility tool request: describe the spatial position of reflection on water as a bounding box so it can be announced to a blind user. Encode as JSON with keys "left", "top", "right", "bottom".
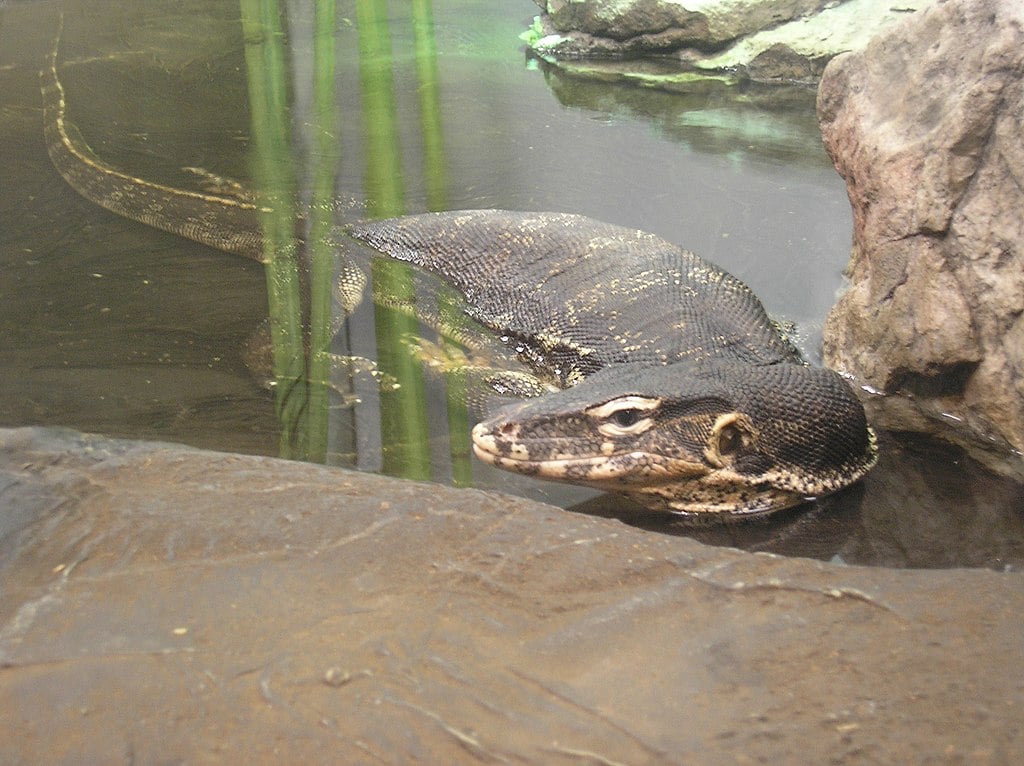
{"left": 575, "top": 432, "right": 1024, "bottom": 571}
{"left": 537, "top": 61, "right": 826, "bottom": 168}
{"left": 0, "top": 0, "right": 1020, "bottom": 569}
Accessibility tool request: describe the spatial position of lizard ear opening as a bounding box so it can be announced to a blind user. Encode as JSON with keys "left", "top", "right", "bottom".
{"left": 705, "top": 413, "right": 756, "bottom": 468}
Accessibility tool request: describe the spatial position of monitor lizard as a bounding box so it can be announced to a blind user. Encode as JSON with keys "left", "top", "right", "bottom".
{"left": 40, "top": 29, "right": 877, "bottom": 522}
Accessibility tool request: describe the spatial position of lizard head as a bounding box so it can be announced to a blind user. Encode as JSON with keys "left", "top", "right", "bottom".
{"left": 471, "top": 361, "right": 877, "bottom": 521}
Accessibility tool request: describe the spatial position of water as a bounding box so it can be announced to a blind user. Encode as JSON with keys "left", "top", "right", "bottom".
{"left": 1, "top": 0, "right": 1020, "bottom": 569}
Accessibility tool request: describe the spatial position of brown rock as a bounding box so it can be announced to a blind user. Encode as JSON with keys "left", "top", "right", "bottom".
{"left": 1, "top": 427, "right": 1023, "bottom": 761}
{"left": 538, "top": 0, "right": 829, "bottom": 53}
{"left": 747, "top": 42, "right": 823, "bottom": 82}
{"left": 529, "top": 0, "right": 932, "bottom": 86}
{"left": 818, "top": 0, "right": 1024, "bottom": 466}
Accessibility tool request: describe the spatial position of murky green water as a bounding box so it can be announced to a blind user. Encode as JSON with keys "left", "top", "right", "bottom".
{"left": 1, "top": 0, "right": 1021, "bottom": 568}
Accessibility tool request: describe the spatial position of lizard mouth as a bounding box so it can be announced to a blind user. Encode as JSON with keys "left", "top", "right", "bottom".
{"left": 471, "top": 422, "right": 707, "bottom": 485}
{"left": 472, "top": 423, "right": 806, "bottom": 518}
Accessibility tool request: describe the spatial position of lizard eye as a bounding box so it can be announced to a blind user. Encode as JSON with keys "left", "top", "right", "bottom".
{"left": 610, "top": 408, "right": 641, "bottom": 428}
{"left": 587, "top": 396, "right": 659, "bottom": 437}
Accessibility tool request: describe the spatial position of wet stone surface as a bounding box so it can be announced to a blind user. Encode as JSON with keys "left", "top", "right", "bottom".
{"left": 1, "top": 427, "right": 1022, "bottom": 763}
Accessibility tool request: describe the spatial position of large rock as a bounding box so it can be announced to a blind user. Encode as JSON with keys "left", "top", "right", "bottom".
{"left": 818, "top": 0, "right": 1024, "bottom": 468}
{"left": 1, "top": 427, "right": 1023, "bottom": 762}
{"left": 539, "top": 0, "right": 829, "bottom": 52}
{"left": 527, "top": 0, "right": 933, "bottom": 85}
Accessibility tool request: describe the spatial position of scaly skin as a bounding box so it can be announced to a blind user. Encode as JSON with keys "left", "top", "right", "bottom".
{"left": 348, "top": 212, "right": 877, "bottom": 521}
{"left": 42, "top": 27, "right": 876, "bottom": 520}
{"left": 470, "top": 361, "right": 876, "bottom": 520}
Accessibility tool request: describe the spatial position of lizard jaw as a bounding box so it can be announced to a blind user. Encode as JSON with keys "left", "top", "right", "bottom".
{"left": 471, "top": 423, "right": 706, "bottom": 485}
{"left": 471, "top": 422, "right": 808, "bottom": 520}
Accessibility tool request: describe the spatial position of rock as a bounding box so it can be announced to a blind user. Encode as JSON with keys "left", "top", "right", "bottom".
{"left": 1, "top": 427, "right": 1023, "bottom": 761}
{"left": 527, "top": 0, "right": 933, "bottom": 86}
{"left": 818, "top": 0, "right": 1024, "bottom": 469}
{"left": 746, "top": 42, "right": 822, "bottom": 81}
{"left": 698, "top": 0, "right": 929, "bottom": 80}
{"left": 541, "top": 0, "right": 828, "bottom": 52}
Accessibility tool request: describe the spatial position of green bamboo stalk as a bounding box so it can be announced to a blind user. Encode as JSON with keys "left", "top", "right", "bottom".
{"left": 410, "top": 0, "right": 447, "bottom": 212}
{"left": 410, "top": 0, "right": 472, "bottom": 486}
{"left": 357, "top": 0, "right": 432, "bottom": 481}
{"left": 305, "top": 0, "right": 340, "bottom": 463}
{"left": 438, "top": 295, "right": 475, "bottom": 487}
{"left": 239, "top": 0, "right": 306, "bottom": 458}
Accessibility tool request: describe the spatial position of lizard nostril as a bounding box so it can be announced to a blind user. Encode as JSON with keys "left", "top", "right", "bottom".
{"left": 499, "top": 422, "right": 517, "bottom": 437}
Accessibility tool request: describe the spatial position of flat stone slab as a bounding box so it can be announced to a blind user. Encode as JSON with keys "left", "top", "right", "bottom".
{"left": 1, "top": 427, "right": 1021, "bottom": 762}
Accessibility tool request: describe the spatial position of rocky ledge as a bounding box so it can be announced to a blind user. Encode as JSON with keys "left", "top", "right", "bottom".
{"left": 525, "top": 0, "right": 933, "bottom": 86}
{"left": 1, "top": 427, "right": 1021, "bottom": 761}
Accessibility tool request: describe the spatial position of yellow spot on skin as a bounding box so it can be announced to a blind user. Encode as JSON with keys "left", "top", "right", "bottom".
{"left": 601, "top": 441, "right": 615, "bottom": 456}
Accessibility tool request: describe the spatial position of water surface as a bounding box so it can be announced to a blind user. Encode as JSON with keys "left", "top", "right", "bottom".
{"left": 1, "top": 0, "right": 1020, "bottom": 568}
